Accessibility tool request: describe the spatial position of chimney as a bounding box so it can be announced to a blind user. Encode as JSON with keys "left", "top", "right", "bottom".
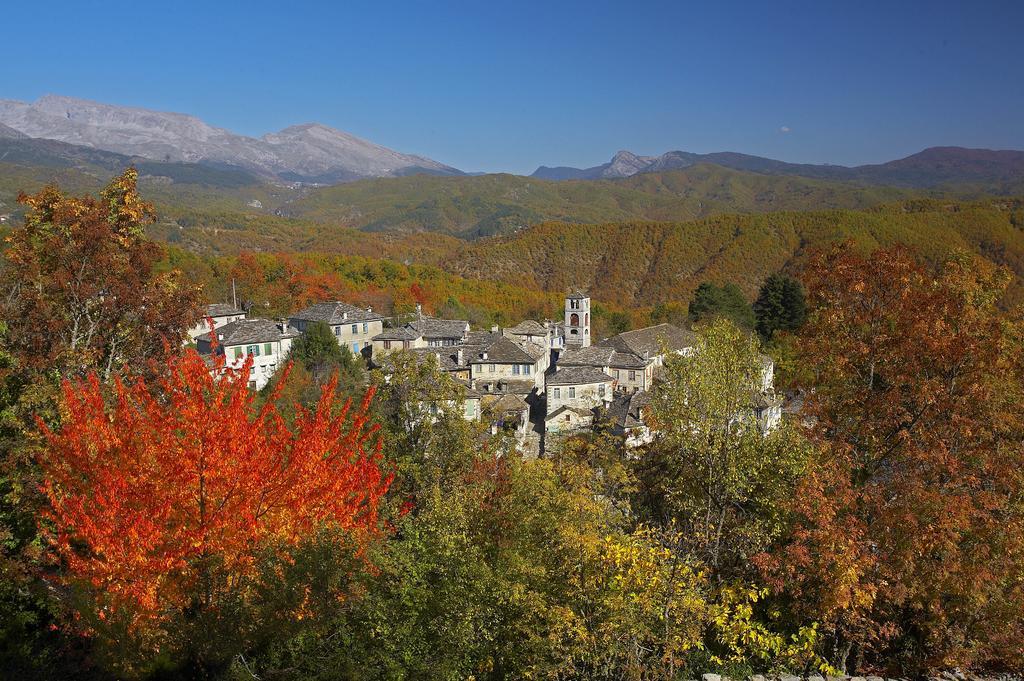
{"left": 416, "top": 303, "right": 423, "bottom": 319}
{"left": 481, "top": 351, "right": 488, "bottom": 360}
{"left": 491, "top": 324, "right": 499, "bottom": 333}
{"left": 217, "top": 333, "right": 224, "bottom": 341}
{"left": 457, "top": 348, "right": 464, "bottom": 366}
{"left": 342, "top": 312, "right": 348, "bottom": 320}
{"left": 279, "top": 318, "right": 288, "bottom": 333}
{"left": 366, "top": 306, "right": 373, "bottom": 313}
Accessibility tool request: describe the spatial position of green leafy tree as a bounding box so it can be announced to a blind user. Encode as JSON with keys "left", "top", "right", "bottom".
{"left": 753, "top": 274, "right": 807, "bottom": 340}
{"left": 650, "top": 300, "right": 689, "bottom": 326}
{"left": 641, "top": 318, "right": 809, "bottom": 576}
{"left": 689, "top": 282, "right": 755, "bottom": 330}
{"left": 269, "top": 321, "right": 367, "bottom": 413}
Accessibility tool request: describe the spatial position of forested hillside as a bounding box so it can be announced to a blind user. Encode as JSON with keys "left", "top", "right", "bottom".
{"left": 446, "top": 199, "right": 1024, "bottom": 308}
{"left": 281, "top": 165, "right": 923, "bottom": 238}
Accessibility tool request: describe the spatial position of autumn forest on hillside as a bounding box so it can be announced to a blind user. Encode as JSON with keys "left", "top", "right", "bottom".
{"left": 0, "top": 167, "right": 1022, "bottom": 680}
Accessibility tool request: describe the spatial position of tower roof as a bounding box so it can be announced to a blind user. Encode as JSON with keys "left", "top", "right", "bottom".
{"left": 566, "top": 290, "right": 589, "bottom": 300}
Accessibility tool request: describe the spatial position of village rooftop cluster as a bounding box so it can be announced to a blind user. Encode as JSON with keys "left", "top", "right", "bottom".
{"left": 191, "top": 292, "right": 782, "bottom": 454}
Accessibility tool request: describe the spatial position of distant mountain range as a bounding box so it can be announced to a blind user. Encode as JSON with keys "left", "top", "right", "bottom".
{"left": 1, "top": 95, "right": 1022, "bottom": 193}
{"left": 532, "top": 147, "right": 1024, "bottom": 191}
{"left": 0, "top": 95, "right": 462, "bottom": 184}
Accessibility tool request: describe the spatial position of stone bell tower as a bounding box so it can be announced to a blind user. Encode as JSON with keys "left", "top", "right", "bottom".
{"left": 564, "top": 291, "right": 590, "bottom": 348}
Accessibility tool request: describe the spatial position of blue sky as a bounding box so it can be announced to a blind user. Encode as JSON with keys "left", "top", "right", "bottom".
{"left": 3, "top": 0, "right": 1022, "bottom": 174}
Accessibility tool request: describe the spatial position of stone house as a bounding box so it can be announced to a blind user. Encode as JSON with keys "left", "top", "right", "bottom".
{"left": 409, "top": 316, "right": 470, "bottom": 347}
{"left": 371, "top": 326, "right": 426, "bottom": 354}
{"left": 544, "top": 366, "right": 614, "bottom": 426}
{"left": 196, "top": 318, "right": 299, "bottom": 390}
{"left": 558, "top": 323, "right": 696, "bottom": 394}
{"left": 483, "top": 392, "right": 531, "bottom": 442}
{"left": 372, "top": 346, "right": 472, "bottom": 383}
{"left": 188, "top": 303, "right": 245, "bottom": 340}
{"left": 504, "top": 320, "right": 551, "bottom": 352}
{"left": 557, "top": 344, "right": 655, "bottom": 393}
{"left": 372, "top": 316, "right": 470, "bottom": 355}
{"left": 468, "top": 335, "right": 549, "bottom": 394}
{"left": 288, "top": 301, "right": 384, "bottom": 356}
{"left": 603, "top": 390, "right": 654, "bottom": 447}
{"left": 545, "top": 405, "right": 596, "bottom": 435}
{"left": 599, "top": 323, "right": 696, "bottom": 367}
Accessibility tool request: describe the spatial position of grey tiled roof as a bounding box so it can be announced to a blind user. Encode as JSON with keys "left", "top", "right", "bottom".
{"left": 469, "top": 336, "right": 546, "bottom": 364}
{"left": 290, "top": 301, "right": 384, "bottom": 324}
{"left": 599, "top": 323, "right": 696, "bottom": 358}
{"left": 372, "top": 326, "right": 422, "bottom": 341}
{"left": 409, "top": 317, "right": 469, "bottom": 339}
{"left": 454, "top": 379, "right": 483, "bottom": 400}
{"left": 605, "top": 390, "right": 651, "bottom": 430}
{"left": 197, "top": 318, "right": 299, "bottom": 346}
{"left": 547, "top": 366, "right": 614, "bottom": 386}
{"left": 506, "top": 320, "right": 548, "bottom": 336}
{"left": 608, "top": 351, "right": 651, "bottom": 369}
{"left": 484, "top": 393, "right": 529, "bottom": 414}
{"left": 413, "top": 347, "right": 469, "bottom": 371}
{"left": 205, "top": 303, "right": 244, "bottom": 318}
{"left": 546, "top": 404, "right": 595, "bottom": 420}
{"left": 558, "top": 346, "right": 616, "bottom": 367}
{"left": 566, "top": 290, "right": 589, "bottom": 300}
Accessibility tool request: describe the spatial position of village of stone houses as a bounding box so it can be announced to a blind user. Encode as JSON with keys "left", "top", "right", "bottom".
{"left": 190, "top": 290, "right": 781, "bottom": 456}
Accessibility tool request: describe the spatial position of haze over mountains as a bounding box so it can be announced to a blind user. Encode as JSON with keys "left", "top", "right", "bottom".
{"left": 0, "top": 95, "right": 462, "bottom": 184}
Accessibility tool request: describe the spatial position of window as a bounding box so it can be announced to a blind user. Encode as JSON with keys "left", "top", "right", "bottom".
{"left": 599, "top": 384, "right": 605, "bottom": 398}
{"left": 568, "top": 387, "right": 576, "bottom": 398}
{"left": 248, "top": 381, "right": 257, "bottom": 390}
{"left": 351, "top": 324, "right": 358, "bottom": 334}
{"left": 489, "top": 363, "right": 496, "bottom": 373}
{"left": 362, "top": 322, "right": 368, "bottom": 334}
{"left": 629, "top": 370, "right": 636, "bottom": 381}
{"left": 263, "top": 343, "right": 272, "bottom": 356}
{"left": 233, "top": 347, "right": 243, "bottom": 360}
{"left": 570, "top": 313, "right": 580, "bottom": 326}
{"left": 384, "top": 340, "right": 392, "bottom": 350}
{"left": 334, "top": 326, "right": 341, "bottom": 336}
{"left": 247, "top": 345, "right": 260, "bottom": 357}
{"left": 352, "top": 342, "right": 359, "bottom": 352}
{"left": 523, "top": 364, "right": 531, "bottom": 375}
{"left": 553, "top": 387, "right": 560, "bottom": 399}
{"left": 513, "top": 364, "right": 521, "bottom": 375}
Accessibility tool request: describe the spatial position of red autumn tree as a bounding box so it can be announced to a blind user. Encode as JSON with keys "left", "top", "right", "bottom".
{"left": 37, "top": 348, "right": 392, "bottom": 663}
{"left": 1, "top": 168, "right": 201, "bottom": 381}
{"left": 767, "top": 245, "right": 1024, "bottom": 674}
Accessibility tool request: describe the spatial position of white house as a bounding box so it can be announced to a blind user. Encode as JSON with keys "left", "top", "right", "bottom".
{"left": 188, "top": 303, "right": 245, "bottom": 340}
{"left": 196, "top": 318, "right": 300, "bottom": 390}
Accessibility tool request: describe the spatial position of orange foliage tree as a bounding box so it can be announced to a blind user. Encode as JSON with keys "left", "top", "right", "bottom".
{"left": 768, "top": 245, "right": 1024, "bottom": 674}
{"left": 36, "top": 348, "right": 392, "bottom": 667}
